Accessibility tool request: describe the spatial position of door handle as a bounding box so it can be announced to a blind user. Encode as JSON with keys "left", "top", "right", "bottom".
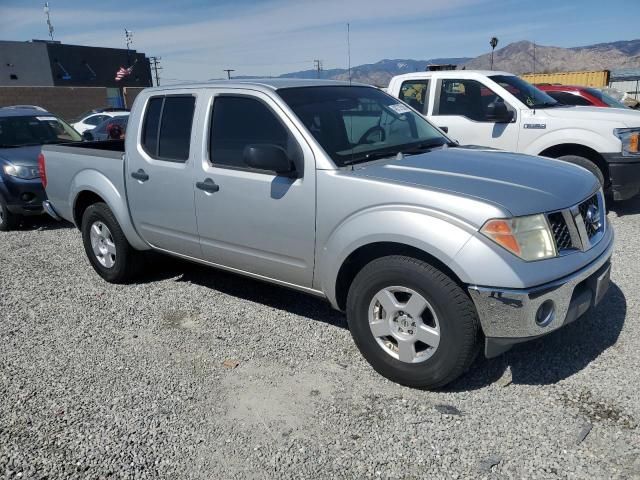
{"left": 131, "top": 169, "right": 149, "bottom": 182}
{"left": 438, "top": 126, "right": 449, "bottom": 133}
{"left": 196, "top": 178, "right": 220, "bottom": 193}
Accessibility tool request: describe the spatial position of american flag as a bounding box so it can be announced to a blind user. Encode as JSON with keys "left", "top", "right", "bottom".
{"left": 115, "top": 65, "right": 134, "bottom": 81}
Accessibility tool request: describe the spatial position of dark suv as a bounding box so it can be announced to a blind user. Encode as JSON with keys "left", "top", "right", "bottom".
{"left": 0, "top": 106, "right": 81, "bottom": 230}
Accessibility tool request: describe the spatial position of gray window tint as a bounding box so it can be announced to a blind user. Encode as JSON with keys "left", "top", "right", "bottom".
{"left": 142, "top": 97, "right": 163, "bottom": 156}
{"left": 158, "top": 96, "right": 195, "bottom": 162}
{"left": 210, "top": 96, "right": 293, "bottom": 170}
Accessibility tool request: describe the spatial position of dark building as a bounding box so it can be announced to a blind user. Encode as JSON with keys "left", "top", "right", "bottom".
{"left": 0, "top": 40, "right": 153, "bottom": 108}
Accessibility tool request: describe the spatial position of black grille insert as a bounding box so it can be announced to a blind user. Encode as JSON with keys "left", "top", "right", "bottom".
{"left": 548, "top": 212, "right": 574, "bottom": 251}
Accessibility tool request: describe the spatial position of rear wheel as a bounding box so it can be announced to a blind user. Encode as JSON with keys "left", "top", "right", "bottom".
{"left": 346, "top": 255, "right": 480, "bottom": 389}
{"left": 0, "top": 195, "right": 19, "bottom": 232}
{"left": 558, "top": 155, "right": 605, "bottom": 188}
{"left": 81, "top": 202, "right": 141, "bottom": 283}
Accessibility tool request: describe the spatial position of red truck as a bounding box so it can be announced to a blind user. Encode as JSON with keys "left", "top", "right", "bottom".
{"left": 536, "top": 84, "right": 630, "bottom": 109}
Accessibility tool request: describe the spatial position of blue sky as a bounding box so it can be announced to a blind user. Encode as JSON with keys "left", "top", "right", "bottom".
{"left": 1, "top": 0, "right": 639, "bottom": 83}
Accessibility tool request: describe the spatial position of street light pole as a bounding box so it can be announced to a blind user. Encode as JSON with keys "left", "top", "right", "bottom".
{"left": 490, "top": 37, "right": 499, "bottom": 70}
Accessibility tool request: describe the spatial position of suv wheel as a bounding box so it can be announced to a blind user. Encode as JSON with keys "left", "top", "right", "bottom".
{"left": 0, "top": 195, "right": 18, "bottom": 231}
{"left": 81, "top": 202, "right": 141, "bottom": 283}
{"left": 346, "top": 255, "right": 480, "bottom": 389}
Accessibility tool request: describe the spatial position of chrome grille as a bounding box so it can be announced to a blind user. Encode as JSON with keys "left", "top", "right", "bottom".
{"left": 545, "top": 191, "right": 605, "bottom": 255}
{"left": 548, "top": 212, "right": 574, "bottom": 251}
{"left": 578, "top": 194, "right": 600, "bottom": 239}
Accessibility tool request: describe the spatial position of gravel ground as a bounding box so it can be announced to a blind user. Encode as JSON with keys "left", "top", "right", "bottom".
{"left": 1, "top": 199, "right": 639, "bottom": 479}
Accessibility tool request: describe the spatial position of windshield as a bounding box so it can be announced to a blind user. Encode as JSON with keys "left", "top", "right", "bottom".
{"left": 585, "top": 88, "right": 629, "bottom": 109}
{"left": 489, "top": 75, "right": 559, "bottom": 109}
{"left": 0, "top": 115, "right": 82, "bottom": 148}
{"left": 278, "top": 86, "right": 450, "bottom": 166}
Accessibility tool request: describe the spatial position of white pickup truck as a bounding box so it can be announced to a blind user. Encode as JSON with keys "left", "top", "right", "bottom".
{"left": 387, "top": 70, "right": 640, "bottom": 201}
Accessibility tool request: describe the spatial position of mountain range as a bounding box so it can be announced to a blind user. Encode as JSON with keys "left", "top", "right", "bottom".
{"left": 231, "top": 39, "right": 640, "bottom": 86}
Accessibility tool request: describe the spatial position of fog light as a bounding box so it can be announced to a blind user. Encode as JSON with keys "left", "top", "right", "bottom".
{"left": 535, "top": 300, "right": 555, "bottom": 327}
{"left": 21, "top": 192, "right": 35, "bottom": 202}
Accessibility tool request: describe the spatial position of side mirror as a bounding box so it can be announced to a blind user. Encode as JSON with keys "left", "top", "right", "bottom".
{"left": 486, "top": 101, "right": 514, "bottom": 123}
{"left": 82, "top": 130, "right": 94, "bottom": 141}
{"left": 243, "top": 144, "right": 297, "bottom": 176}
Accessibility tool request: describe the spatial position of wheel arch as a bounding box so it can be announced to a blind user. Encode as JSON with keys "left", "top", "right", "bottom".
{"left": 70, "top": 170, "right": 149, "bottom": 250}
{"left": 538, "top": 143, "right": 609, "bottom": 182}
{"left": 334, "top": 242, "right": 467, "bottom": 312}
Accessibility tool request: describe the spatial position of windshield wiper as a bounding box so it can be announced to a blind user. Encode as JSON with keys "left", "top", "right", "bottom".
{"left": 531, "top": 101, "right": 560, "bottom": 109}
{"left": 400, "top": 140, "right": 451, "bottom": 155}
{"left": 342, "top": 150, "right": 400, "bottom": 165}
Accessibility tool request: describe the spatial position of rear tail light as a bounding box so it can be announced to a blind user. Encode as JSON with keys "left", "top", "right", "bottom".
{"left": 37, "top": 152, "right": 47, "bottom": 188}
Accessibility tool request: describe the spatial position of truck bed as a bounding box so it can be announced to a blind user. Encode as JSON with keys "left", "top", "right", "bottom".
{"left": 42, "top": 140, "right": 127, "bottom": 225}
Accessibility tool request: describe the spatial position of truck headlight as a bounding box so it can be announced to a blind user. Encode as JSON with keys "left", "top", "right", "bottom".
{"left": 2, "top": 164, "right": 40, "bottom": 180}
{"left": 614, "top": 128, "right": 640, "bottom": 156}
{"left": 481, "top": 214, "right": 557, "bottom": 261}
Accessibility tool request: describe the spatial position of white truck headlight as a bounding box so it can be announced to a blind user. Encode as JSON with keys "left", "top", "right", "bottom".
{"left": 481, "top": 214, "right": 557, "bottom": 261}
{"left": 2, "top": 164, "right": 40, "bottom": 180}
{"left": 614, "top": 128, "right": 640, "bottom": 156}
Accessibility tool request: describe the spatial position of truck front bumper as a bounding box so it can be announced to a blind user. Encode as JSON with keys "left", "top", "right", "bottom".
{"left": 603, "top": 153, "right": 640, "bottom": 201}
{"left": 468, "top": 237, "right": 614, "bottom": 358}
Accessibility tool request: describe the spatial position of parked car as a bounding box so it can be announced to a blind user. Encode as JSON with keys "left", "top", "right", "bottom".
{"left": 71, "top": 110, "right": 129, "bottom": 134}
{"left": 387, "top": 70, "right": 640, "bottom": 201}
{"left": 0, "top": 107, "right": 81, "bottom": 230}
{"left": 536, "top": 84, "right": 630, "bottom": 109}
{"left": 40, "top": 80, "right": 613, "bottom": 388}
{"left": 82, "top": 114, "right": 129, "bottom": 141}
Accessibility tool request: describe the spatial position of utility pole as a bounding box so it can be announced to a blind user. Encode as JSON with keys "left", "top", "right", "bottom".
{"left": 224, "top": 69, "right": 235, "bottom": 80}
{"left": 124, "top": 29, "right": 134, "bottom": 67}
{"left": 149, "top": 56, "right": 162, "bottom": 86}
{"left": 313, "top": 59, "right": 323, "bottom": 79}
{"left": 43, "top": 2, "right": 55, "bottom": 41}
{"left": 489, "top": 37, "right": 499, "bottom": 70}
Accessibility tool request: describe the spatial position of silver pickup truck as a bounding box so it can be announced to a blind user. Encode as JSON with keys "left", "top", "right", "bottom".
{"left": 41, "top": 79, "right": 614, "bottom": 388}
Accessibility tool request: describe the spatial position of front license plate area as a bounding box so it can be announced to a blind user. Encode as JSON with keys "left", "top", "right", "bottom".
{"left": 593, "top": 264, "right": 611, "bottom": 306}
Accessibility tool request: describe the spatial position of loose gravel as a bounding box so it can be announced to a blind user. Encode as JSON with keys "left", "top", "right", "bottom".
{"left": 1, "top": 199, "right": 640, "bottom": 479}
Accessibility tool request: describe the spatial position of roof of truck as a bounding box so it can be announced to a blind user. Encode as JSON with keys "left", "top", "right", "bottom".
{"left": 391, "top": 70, "right": 514, "bottom": 80}
{"left": 146, "top": 78, "right": 369, "bottom": 92}
{"left": 0, "top": 106, "right": 54, "bottom": 117}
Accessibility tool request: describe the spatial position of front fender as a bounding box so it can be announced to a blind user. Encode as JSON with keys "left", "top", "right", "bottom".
{"left": 70, "top": 169, "right": 149, "bottom": 251}
{"left": 523, "top": 128, "right": 618, "bottom": 156}
{"left": 316, "top": 206, "right": 477, "bottom": 308}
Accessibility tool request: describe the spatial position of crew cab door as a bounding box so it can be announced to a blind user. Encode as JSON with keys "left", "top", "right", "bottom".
{"left": 125, "top": 93, "right": 201, "bottom": 257}
{"left": 193, "top": 90, "right": 316, "bottom": 287}
{"left": 427, "top": 77, "right": 519, "bottom": 151}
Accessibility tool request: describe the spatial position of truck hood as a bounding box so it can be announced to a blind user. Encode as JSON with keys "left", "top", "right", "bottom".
{"left": 0, "top": 145, "right": 42, "bottom": 167}
{"left": 540, "top": 105, "right": 640, "bottom": 127}
{"left": 349, "top": 147, "right": 598, "bottom": 216}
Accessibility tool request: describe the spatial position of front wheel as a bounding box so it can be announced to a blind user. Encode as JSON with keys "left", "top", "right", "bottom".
{"left": 346, "top": 255, "right": 480, "bottom": 389}
{"left": 81, "top": 202, "right": 141, "bottom": 283}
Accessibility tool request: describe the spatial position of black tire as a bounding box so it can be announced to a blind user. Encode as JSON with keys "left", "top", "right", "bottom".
{"left": 81, "top": 202, "right": 141, "bottom": 283}
{"left": 0, "top": 194, "right": 19, "bottom": 232}
{"left": 558, "top": 155, "right": 605, "bottom": 188}
{"left": 346, "top": 255, "right": 480, "bottom": 389}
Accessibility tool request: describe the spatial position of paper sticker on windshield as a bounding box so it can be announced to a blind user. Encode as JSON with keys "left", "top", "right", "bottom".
{"left": 388, "top": 103, "right": 412, "bottom": 114}
{"left": 36, "top": 116, "right": 57, "bottom": 121}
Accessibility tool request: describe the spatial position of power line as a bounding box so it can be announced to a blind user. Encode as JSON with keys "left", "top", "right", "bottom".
{"left": 223, "top": 69, "right": 235, "bottom": 80}
{"left": 149, "top": 56, "right": 163, "bottom": 86}
{"left": 313, "top": 59, "right": 323, "bottom": 79}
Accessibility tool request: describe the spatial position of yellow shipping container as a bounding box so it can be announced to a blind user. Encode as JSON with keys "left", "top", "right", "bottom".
{"left": 520, "top": 70, "right": 610, "bottom": 87}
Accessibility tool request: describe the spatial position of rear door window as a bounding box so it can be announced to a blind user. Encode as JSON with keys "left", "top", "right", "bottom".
{"left": 399, "top": 80, "right": 430, "bottom": 114}
{"left": 141, "top": 95, "right": 195, "bottom": 162}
